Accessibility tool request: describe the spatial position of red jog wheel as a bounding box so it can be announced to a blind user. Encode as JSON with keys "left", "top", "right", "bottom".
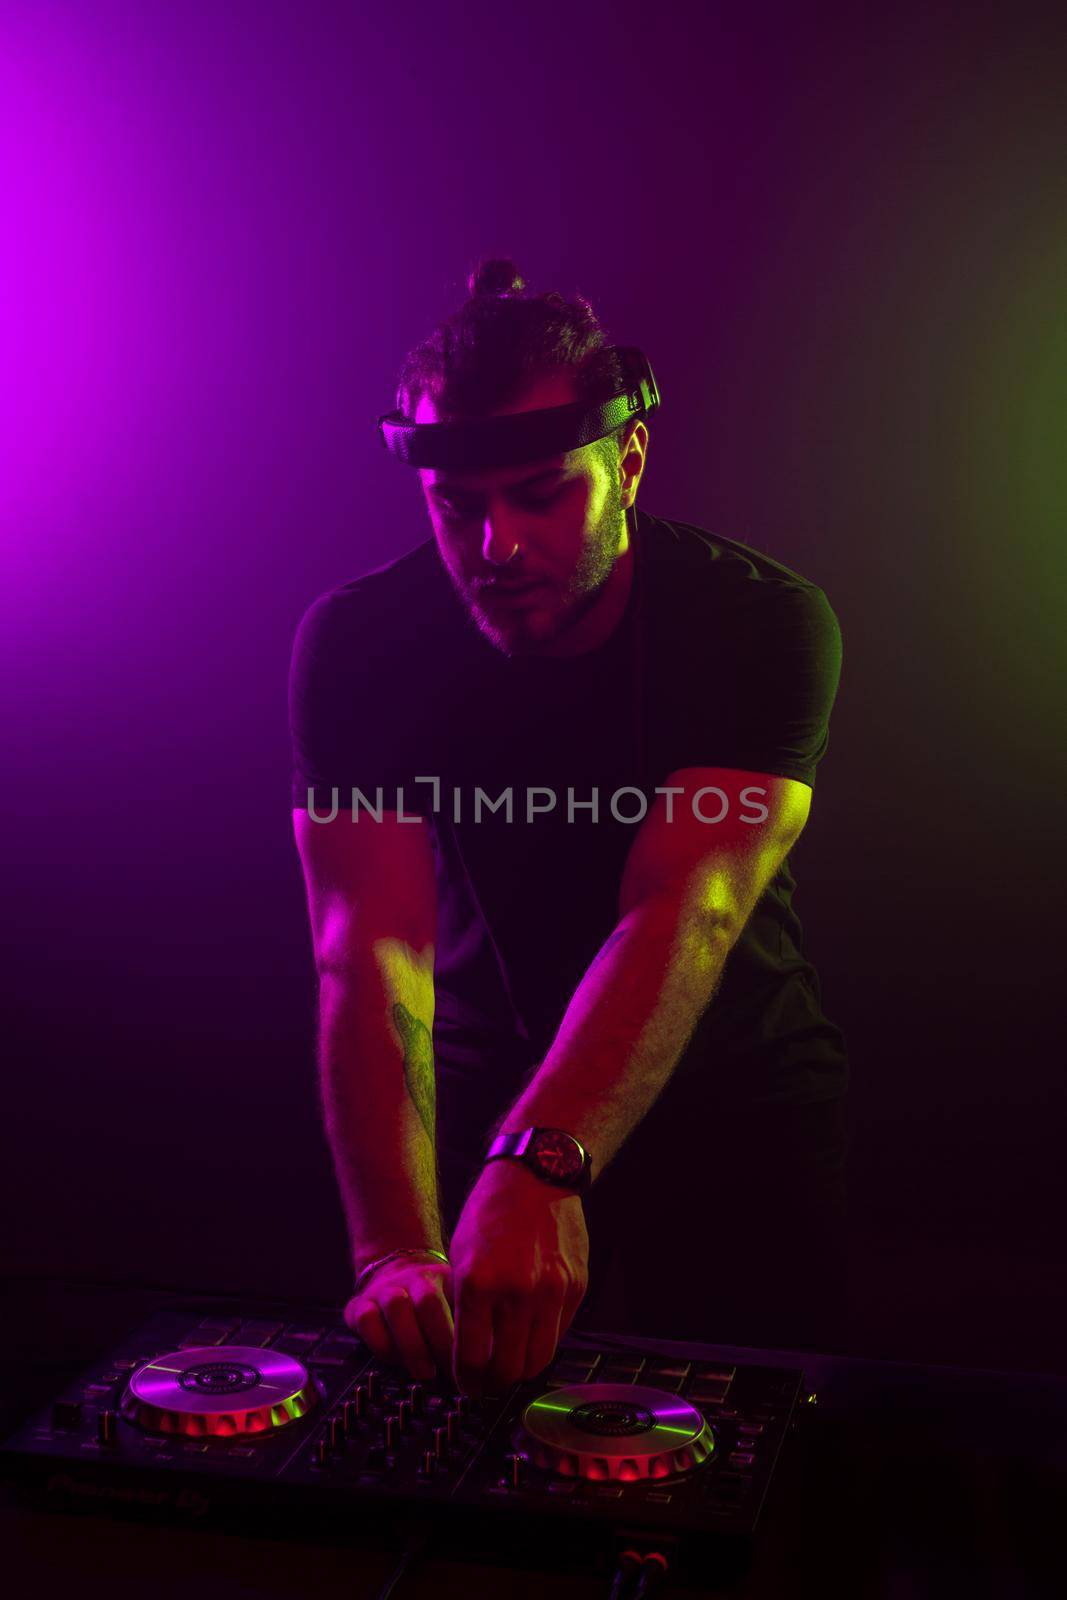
{"left": 119, "top": 1345, "right": 321, "bottom": 1438}
{"left": 517, "top": 1383, "right": 715, "bottom": 1482}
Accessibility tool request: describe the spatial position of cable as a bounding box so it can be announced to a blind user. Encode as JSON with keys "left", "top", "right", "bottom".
{"left": 371, "top": 1524, "right": 434, "bottom": 1599}
{"left": 608, "top": 1547, "right": 643, "bottom": 1597}
{"left": 632, "top": 1551, "right": 670, "bottom": 1598}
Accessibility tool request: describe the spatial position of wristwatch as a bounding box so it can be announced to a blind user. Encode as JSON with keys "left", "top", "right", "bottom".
{"left": 484, "top": 1126, "right": 593, "bottom": 1194}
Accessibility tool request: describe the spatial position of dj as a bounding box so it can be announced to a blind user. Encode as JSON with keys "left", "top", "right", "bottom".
{"left": 289, "top": 259, "right": 850, "bottom": 1399}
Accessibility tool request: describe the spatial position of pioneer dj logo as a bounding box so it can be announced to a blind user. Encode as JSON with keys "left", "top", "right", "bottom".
{"left": 569, "top": 1399, "right": 655, "bottom": 1437}
{"left": 47, "top": 1473, "right": 210, "bottom": 1518}
{"left": 178, "top": 1360, "right": 261, "bottom": 1395}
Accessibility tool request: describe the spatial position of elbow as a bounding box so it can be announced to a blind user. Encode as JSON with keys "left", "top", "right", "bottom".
{"left": 621, "top": 880, "right": 739, "bottom": 944}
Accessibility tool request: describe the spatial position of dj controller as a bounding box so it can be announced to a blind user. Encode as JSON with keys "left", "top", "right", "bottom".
{"left": 1, "top": 1300, "right": 809, "bottom": 1587}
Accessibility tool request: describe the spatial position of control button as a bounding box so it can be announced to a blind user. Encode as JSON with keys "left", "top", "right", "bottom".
{"left": 545, "top": 1480, "right": 576, "bottom": 1495}
{"left": 594, "top": 1486, "right": 624, "bottom": 1498}
{"left": 689, "top": 1379, "right": 732, "bottom": 1403}
{"left": 646, "top": 1491, "right": 673, "bottom": 1503}
{"left": 51, "top": 1399, "right": 83, "bottom": 1429}
{"left": 503, "top": 1452, "right": 527, "bottom": 1489}
{"left": 728, "top": 1451, "right": 755, "bottom": 1468}
{"left": 191, "top": 1318, "right": 240, "bottom": 1343}
{"left": 645, "top": 1360, "right": 691, "bottom": 1392}
{"left": 227, "top": 1447, "right": 257, "bottom": 1458}
{"left": 234, "top": 1321, "right": 284, "bottom": 1346}
{"left": 546, "top": 1365, "right": 598, "bottom": 1387}
{"left": 549, "top": 1359, "right": 599, "bottom": 1380}
{"left": 275, "top": 1331, "right": 326, "bottom": 1356}
{"left": 311, "top": 1336, "right": 359, "bottom": 1364}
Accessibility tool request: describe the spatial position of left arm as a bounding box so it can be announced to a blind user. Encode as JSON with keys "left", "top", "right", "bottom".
{"left": 487, "top": 768, "right": 812, "bottom": 1177}
{"left": 447, "top": 768, "right": 812, "bottom": 1395}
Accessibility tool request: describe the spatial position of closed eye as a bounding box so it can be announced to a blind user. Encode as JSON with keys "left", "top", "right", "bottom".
{"left": 435, "top": 483, "right": 566, "bottom": 515}
{"left": 437, "top": 490, "right": 560, "bottom": 516}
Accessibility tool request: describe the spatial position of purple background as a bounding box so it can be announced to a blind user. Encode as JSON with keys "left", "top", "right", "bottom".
{"left": 3, "top": 1, "right": 1064, "bottom": 1371}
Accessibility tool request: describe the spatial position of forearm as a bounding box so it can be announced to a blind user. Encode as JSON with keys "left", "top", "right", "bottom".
{"left": 493, "top": 893, "right": 735, "bottom": 1183}
{"left": 317, "top": 955, "right": 444, "bottom": 1275}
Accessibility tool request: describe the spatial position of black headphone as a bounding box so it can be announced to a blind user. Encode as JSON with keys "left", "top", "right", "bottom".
{"left": 377, "top": 346, "right": 660, "bottom": 470}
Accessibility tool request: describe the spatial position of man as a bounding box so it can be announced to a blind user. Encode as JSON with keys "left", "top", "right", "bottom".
{"left": 289, "top": 272, "right": 848, "bottom": 1399}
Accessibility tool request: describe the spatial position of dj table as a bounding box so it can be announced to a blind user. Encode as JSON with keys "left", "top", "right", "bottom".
{"left": 2, "top": 1277, "right": 1065, "bottom": 1597}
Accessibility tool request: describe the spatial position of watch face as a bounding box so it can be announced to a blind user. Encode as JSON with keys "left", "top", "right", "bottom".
{"left": 532, "top": 1129, "right": 584, "bottom": 1183}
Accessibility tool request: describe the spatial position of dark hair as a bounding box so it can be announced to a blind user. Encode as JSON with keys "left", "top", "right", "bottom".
{"left": 394, "top": 256, "right": 638, "bottom": 463}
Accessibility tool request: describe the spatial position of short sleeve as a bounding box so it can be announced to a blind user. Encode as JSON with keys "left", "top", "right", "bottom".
{"left": 287, "top": 587, "right": 427, "bottom": 815}
{"left": 656, "top": 582, "right": 843, "bottom": 789}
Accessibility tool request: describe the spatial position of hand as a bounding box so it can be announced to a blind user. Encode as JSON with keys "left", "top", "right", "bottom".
{"left": 448, "top": 1159, "right": 589, "bottom": 1398}
{"left": 343, "top": 1256, "right": 455, "bottom": 1382}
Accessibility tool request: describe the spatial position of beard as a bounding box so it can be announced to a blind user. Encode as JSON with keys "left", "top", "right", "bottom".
{"left": 453, "top": 464, "right": 626, "bottom": 659}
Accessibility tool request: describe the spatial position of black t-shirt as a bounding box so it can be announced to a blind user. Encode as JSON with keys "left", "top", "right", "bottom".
{"left": 288, "top": 508, "right": 848, "bottom": 1112}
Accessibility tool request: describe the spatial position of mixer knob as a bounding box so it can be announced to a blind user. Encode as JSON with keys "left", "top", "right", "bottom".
{"left": 97, "top": 1409, "right": 117, "bottom": 1445}
{"left": 314, "top": 1437, "right": 330, "bottom": 1467}
{"left": 418, "top": 1448, "right": 436, "bottom": 1476}
{"left": 327, "top": 1414, "right": 344, "bottom": 1450}
{"left": 407, "top": 1382, "right": 425, "bottom": 1415}
{"left": 433, "top": 1425, "right": 448, "bottom": 1462}
{"left": 397, "top": 1399, "right": 413, "bottom": 1431}
{"left": 384, "top": 1414, "right": 399, "bottom": 1451}
{"left": 343, "top": 1395, "right": 363, "bottom": 1433}
{"left": 445, "top": 1409, "right": 461, "bottom": 1446}
{"left": 503, "top": 1451, "right": 527, "bottom": 1489}
{"left": 365, "top": 1371, "right": 381, "bottom": 1403}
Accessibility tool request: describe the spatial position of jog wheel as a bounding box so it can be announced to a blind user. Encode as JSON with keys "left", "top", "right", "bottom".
{"left": 516, "top": 1383, "right": 715, "bottom": 1482}
{"left": 119, "top": 1345, "right": 320, "bottom": 1438}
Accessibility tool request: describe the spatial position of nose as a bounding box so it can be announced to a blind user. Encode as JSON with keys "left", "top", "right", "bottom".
{"left": 480, "top": 515, "right": 522, "bottom": 569}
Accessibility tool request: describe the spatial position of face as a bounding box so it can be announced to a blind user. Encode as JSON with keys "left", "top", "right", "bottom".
{"left": 416, "top": 371, "right": 631, "bottom": 657}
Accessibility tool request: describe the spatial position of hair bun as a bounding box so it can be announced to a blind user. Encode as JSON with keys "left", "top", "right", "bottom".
{"left": 468, "top": 257, "right": 526, "bottom": 299}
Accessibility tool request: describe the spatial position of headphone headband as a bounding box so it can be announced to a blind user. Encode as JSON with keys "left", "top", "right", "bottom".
{"left": 377, "top": 345, "right": 660, "bottom": 470}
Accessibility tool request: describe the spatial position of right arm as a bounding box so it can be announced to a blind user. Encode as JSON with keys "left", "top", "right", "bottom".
{"left": 292, "top": 804, "right": 452, "bottom": 1376}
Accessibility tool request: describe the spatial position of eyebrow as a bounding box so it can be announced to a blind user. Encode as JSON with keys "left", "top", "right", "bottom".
{"left": 429, "top": 466, "right": 568, "bottom": 495}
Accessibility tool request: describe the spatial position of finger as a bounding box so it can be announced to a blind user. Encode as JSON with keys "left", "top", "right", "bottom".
{"left": 410, "top": 1282, "right": 456, "bottom": 1375}
{"left": 557, "top": 1275, "right": 588, "bottom": 1345}
{"left": 522, "top": 1293, "right": 563, "bottom": 1381}
{"left": 375, "top": 1288, "right": 437, "bottom": 1380}
{"left": 453, "top": 1276, "right": 494, "bottom": 1396}
{"left": 484, "top": 1292, "right": 534, "bottom": 1394}
{"left": 344, "top": 1296, "right": 399, "bottom": 1364}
